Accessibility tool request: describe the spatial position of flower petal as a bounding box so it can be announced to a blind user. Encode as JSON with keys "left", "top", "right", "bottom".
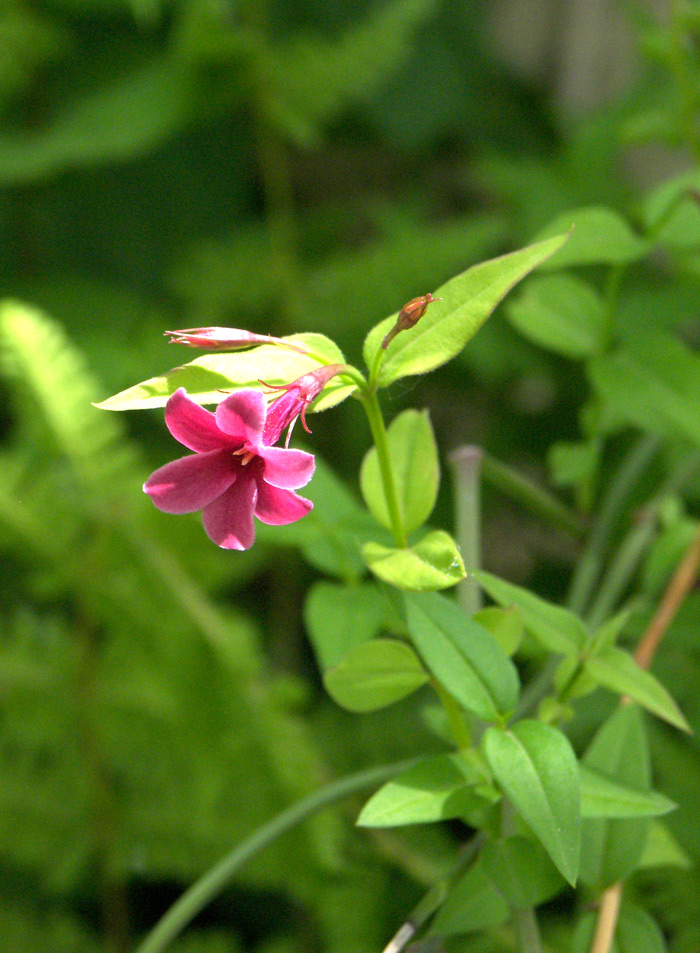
{"left": 144, "top": 450, "right": 236, "bottom": 513}
{"left": 255, "top": 481, "right": 313, "bottom": 525}
{"left": 215, "top": 389, "right": 266, "bottom": 446}
{"left": 164, "top": 388, "right": 226, "bottom": 452}
{"left": 202, "top": 474, "right": 257, "bottom": 549}
{"left": 259, "top": 445, "right": 315, "bottom": 489}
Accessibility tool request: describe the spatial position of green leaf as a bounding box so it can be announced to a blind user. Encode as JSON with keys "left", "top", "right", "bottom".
{"left": 579, "top": 706, "right": 651, "bottom": 888}
{"left": 580, "top": 767, "right": 675, "bottom": 819}
{"left": 357, "top": 752, "right": 484, "bottom": 827}
{"left": 405, "top": 592, "right": 520, "bottom": 720}
{"left": 473, "top": 606, "right": 524, "bottom": 656}
{"left": 641, "top": 168, "right": 700, "bottom": 251}
{"left": 304, "top": 581, "right": 389, "bottom": 671}
{"left": 588, "top": 333, "right": 700, "bottom": 447}
{"left": 638, "top": 820, "right": 692, "bottom": 870}
{"left": 585, "top": 647, "right": 690, "bottom": 731}
{"left": 363, "top": 233, "right": 570, "bottom": 386}
{"left": 505, "top": 273, "right": 607, "bottom": 358}
{"left": 96, "top": 333, "right": 354, "bottom": 411}
{"left": 481, "top": 836, "right": 564, "bottom": 910}
{"left": 360, "top": 409, "right": 439, "bottom": 533}
{"left": 482, "top": 720, "right": 581, "bottom": 885}
{"left": 428, "top": 858, "right": 510, "bottom": 937}
{"left": 532, "top": 207, "right": 649, "bottom": 269}
{"left": 323, "top": 638, "right": 428, "bottom": 713}
{"left": 476, "top": 571, "right": 587, "bottom": 654}
{"left": 362, "top": 530, "right": 465, "bottom": 591}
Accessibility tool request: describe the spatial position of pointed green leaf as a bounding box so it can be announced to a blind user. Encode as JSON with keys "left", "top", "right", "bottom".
{"left": 357, "top": 752, "right": 485, "bottom": 827}
{"left": 532, "top": 207, "right": 649, "bottom": 269}
{"left": 96, "top": 333, "right": 354, "bottom": 411}
{"left": 405, "top": 592, "right": 520, "bottom": 719}
{"left": 505, "top": 273, "right": 607, "bottom": 358}
{"left": 360, "top": 409, "right": 439, "bottom": 533}
{"left": 363, "top": 233, "right": 569, "bottom": 385}
{"left": 428, "top": 857, "right": 510, "bottom": 937}
{"left": 482, "top": 720, "right": 581, "bottom": 885}
{"left": 580, "top": 767, "right": 675, "bottom": 819}
{"left": 476, "top": 571, "right": 587, "bottom": 654}
{"left": 579, "top": 706, "right": 651, "bottom": 888}
{"left": 481, "top": 836, "right": 564, "bottom": 910}
{"left": 585, "top": 647, "right": 690, "bottom": 731}
{"left": 323, "top": 638, "right": 428, "bottom": 713}
{"left": 362, "top": 530, "right": 465, "bottom": 591}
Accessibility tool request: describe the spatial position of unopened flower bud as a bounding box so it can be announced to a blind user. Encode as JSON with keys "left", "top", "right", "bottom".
{"left": 166, "top": 327, "right": 309, "bottom": 353}
{"left": 381, "top": 292, "right": 442, "bottom": 349}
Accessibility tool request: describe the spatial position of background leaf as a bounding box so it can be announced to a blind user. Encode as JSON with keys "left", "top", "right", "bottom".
{"left": 323, "top": 638, "right": 428, "bottom": 712}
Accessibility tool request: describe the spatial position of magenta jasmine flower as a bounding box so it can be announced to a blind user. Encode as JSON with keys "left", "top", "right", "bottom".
{"left": 144, "top": 387, "right": 315, "bottom": 550}
{"left": 262, "top": 364, "right": 348, "bottom": 446}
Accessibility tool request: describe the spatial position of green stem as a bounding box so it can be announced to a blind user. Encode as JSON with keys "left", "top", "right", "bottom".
{"left": 359, "top": 391, "right": 408, "bottom": 548}
{"left": 513, "top": 907, "right": 543, "bottom": 953}
{"left": 135, "top": 760, "right": 418, "bottom": 953}
{"left": 586, "top": 450, "right": 700, "bottom": 629}
{"left": 567, "top": 435, "right": 661, "bottom": 615}
{"left": 481, "top": 452, "right": 584, "bottom": 538}
{"left": 449, "top": 446, "right": 483, "bottom": 615}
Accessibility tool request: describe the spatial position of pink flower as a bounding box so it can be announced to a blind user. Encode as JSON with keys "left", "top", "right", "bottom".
{"left": 144, "top": 388, "right": 315, "bottom": 550}
{"left": 262, "top": 364, "right": 348, "bottom": 446}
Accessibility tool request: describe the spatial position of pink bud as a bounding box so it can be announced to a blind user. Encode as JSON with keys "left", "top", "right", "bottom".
{"left": 166, "top": 327, "right": 309, "bottom": 353}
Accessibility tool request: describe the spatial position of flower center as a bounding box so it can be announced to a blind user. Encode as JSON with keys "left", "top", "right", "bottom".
{"left": 232, "top": 446, "right": 255, "bottom": 466}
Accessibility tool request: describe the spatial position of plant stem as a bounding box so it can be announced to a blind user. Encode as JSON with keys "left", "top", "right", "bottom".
{"left": 360, "top": 391, "right": 408, "bottom": 548}
{"left": 481, "top": 452, "right": 584, "bottom": 538}
{"left": 135, "top": 760, "right": 418, "bottom": 953}
{"left": 449, "top": 445, "right": 483, "bottom": 615}
{"left": 586, "top": 450, "right": 700, "bottom": 629}
{"left": 567, "top": 435, "right": 661, "bottom": 615}
{"left": 513, "top": 907, "right": 543, "bottom": 953}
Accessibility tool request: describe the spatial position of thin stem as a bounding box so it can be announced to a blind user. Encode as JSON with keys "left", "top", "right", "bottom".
{"left": 135, "top": 760, "right": 418, "bottom": 953}
{"left": 567, "top": 435, "right": 661, "bottom": 615}
{"left": 589, "top": 883, "right": 622, "bottom": 953}
{"left": 379, "top": 835, "right": 484, "bottom": 953}
{"left": 481, "top": 452, "right": 584, "bottom": 538}
{"left": 449, "top": 446, "right": 483, "bottom": 615}
{"left": 586, "top": 450, "right": 700, "bottom": 630}
{"left": 359, "top": 391, "right": 408, "bottom": 548}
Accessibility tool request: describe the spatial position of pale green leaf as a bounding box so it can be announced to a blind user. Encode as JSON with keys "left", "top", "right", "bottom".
{"left": 96, "top": 333, "right": 354, "bottom": 411}
{"left": 362, "top": 530, "right": 465, "bottom": 591}
{"left": 580, "top": 767, "right": 675, "bottom": 819}
{"left": 357, "top": 752, "right": 483, "bottom": 827}
{"left": 363, "top": 233, "right": 569, "bottom": 386}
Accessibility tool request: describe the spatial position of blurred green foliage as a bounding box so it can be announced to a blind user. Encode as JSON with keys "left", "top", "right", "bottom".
{"left": 3, "top": 1, "right": 700, "bottom": 952}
